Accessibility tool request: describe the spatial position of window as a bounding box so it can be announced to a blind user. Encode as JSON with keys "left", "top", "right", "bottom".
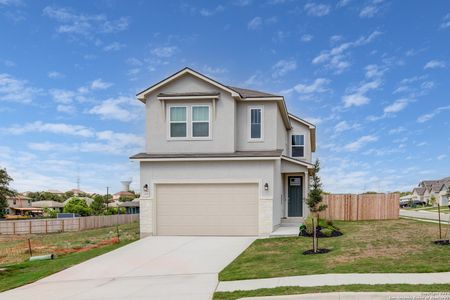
{"left": 249, "top": 107, "right": 263, "bottom": 140}
{"left": 169, "top": 106, "right": 187, "bottom": 138}
{"left": 291, "top": 134, "right": 304, "bottom": 158}
{"left": 192, "top": 106, "right": 210, "bottom": 138}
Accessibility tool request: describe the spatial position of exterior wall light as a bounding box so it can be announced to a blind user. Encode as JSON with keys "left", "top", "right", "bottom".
{"left": 264, "top": 183, "right": 269, "bottom": 191}
{"left": 143, "top": 184, "right": 149, "bottom": 192}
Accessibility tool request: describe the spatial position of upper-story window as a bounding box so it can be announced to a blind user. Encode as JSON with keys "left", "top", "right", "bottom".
{"left": 291, "top": 134, "right": 305, "bottom": 158}
{"left": 249, "top": 106, "right": 263, "bottom": 141}
{"left": 169, "top": 106, "right": 187, "bottom": 138}
{"left": 192, "top": 106, "right": 210, "bottom": 138}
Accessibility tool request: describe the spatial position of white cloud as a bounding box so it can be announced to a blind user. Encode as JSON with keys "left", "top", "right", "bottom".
{"left": 42, "top": 6, "right": 129, "bottom": 39}
{"left": 301, "top": 34, "right": 313, "bottom": 42}
{"left": 344, "top": 135, "right": 378, "bottom": 151}
{"left": 90, "top": 78, "right": 112, "bottom": 90}
{"left": 57, "top": 104, "right": 76, "bottom": 114}
{"left": 359, "top": 0, "right": 383, "bottom": 18}
{"left": 334, "top": 121, "right": 360, "bottom": 133}
{"left": 336, "top": 0, "right": 351, "bottom": 7}
{"left": 383, "top": 98, "right": 409, "bottom": 114}
{"left": 440, "top": 13, "right": 450, "bottom": 29}
{"left": 417, "top": 105, "right": 450, "bottom": 123}
{"left": 48, "top": 71, "right": 65, "bottom": 79}
{"left": 293, "top": 78, "right": 330, "bottom": 94}
{"left": 304, "top": 2, "right": 331, "bottom": 17}
{"left": 0, "top": 73, "right": 41, "bottom": 103}
{"left": 199, "top": 5, "right": 224, "bottom": 16}
{"left": 312, "top": 31, "right": 382, "bottom": 73}
{"left": 88, "top": 96, "right": 142, "bottom": 122}
{"left": 437, "top": 154, "right": 447, "bottom": 160}
{"left": 3, "top": 121, "right": 94, "bottom": 137}
{"left": 202, "top": 65, "right": 227, "bottom": 75}
{"left": 248, "top": 17, "right": 262, "bottom": 30}
{"left": 424, "top": 60, "right": 446, "bottom": 69}
{"left": 272, "top": 59, "right": 297, "bottom": 78}
{"left": 150, "top": 46, "right": 178, "bottom": 58}
{"left": 365, "top": 64, "right": 387, "bottom": 79}
{"left": 342, "top": 79, "right": 381, "bottom": 107}
{"left": 388, "top": 126, "right": 406, "bottom": 135}
{"left": 103, "top": 42, "right": 125, "bottom": 51}
{"left": 49, "top": 89, "right": 76, "bottom": 104}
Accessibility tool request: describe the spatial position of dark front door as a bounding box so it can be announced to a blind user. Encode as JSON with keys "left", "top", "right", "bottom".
{"left": 288, "top": 176, "right": 303, "bottom": 217}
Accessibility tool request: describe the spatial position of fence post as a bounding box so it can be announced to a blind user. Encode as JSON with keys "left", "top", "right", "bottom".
{"left": 62, "top": 219, "right": 65, "bottom": 232}
{"left": 13, "top": 221, "right": 16, "bottom": 234}
{"left": 29, "top": 221, "right": 31, "bottom": 234}
{"left": 78, "top": 218, "right": 81, "bottom": 231}
{"left": 45, "top": 220, "right": 48, "bottom": 234}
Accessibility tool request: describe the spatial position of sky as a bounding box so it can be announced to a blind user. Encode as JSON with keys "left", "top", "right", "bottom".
{"left": 0, "top": 0, "right": 449, "bottom": 194}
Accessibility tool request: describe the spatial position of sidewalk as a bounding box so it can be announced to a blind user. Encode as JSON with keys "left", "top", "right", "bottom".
{"left": 400, "top": 209, "right": 450, "bottom": 222}
{"left": 240, "top": 292, "right": 450, "bottom": 300}
{"left": 216, "top": 272, "right": 450, "bottom": 292}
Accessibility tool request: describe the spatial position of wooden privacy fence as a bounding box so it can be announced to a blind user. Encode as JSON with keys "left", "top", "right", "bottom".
{"left": 0, "top": 214, "right": 139, "bottom": 235}
{"left": 319, "top": 193, "right": 399, "bottom": 221}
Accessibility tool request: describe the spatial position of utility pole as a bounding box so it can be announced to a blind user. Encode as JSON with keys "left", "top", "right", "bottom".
{"left": 106, "top": 186, "right": 110, "bottom": 209}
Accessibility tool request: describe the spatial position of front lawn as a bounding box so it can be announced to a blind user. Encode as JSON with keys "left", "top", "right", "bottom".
{"left": 0, "top": 222, "right": 139, "bottom": 292}
{"left": 219, "top": 219, "right": 450, "bottom": 281}
{"left": 213, "top": 284, "right": 450, "bottom": 300}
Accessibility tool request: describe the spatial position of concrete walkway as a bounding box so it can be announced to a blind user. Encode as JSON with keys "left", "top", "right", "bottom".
{"left": 400, "top": 209, "right": 450, "bottom": 221}
{"left": 0, "top": 236, "right": 255, "bottom": 300}
{"left": 240, "top": 292, "right": 450, "bottom": 300}
{"left": 216, "top": 272, "right": 450, "bottom": 292}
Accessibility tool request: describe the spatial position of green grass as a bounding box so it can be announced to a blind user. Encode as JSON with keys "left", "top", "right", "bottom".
{"left": 0, "top": 223, "right": 139, "bottom": 292}
{"left": 213, "top": 284, "right": 450, "bottom": 300}
{"left": 220, "top": 219, "right": 450, "bottom": 281}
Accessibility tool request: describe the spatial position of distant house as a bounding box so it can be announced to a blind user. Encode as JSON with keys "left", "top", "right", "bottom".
{"left": 119, "top": 200, "right": 140, "bottom": 214}
{"left": 46, "top": 189, "right": 65, "bottom": 195}
{"left": 31, "top": 200, "right": 64, "bottom": 212}
{"left": 414, "top": 177, "right": 450, "bottom": 206}
{"left": 6, "top": 195, "right": 42, "bottom": 216}
{"left": 112, "top": 191, "right": 136, "bottom": 201}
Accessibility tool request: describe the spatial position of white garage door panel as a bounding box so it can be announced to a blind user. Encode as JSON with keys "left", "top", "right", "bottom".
{"left": 156, "top": 183, "right": 258, "bottom": 236}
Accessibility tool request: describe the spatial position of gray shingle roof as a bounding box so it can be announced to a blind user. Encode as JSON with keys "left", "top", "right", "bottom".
{"left": 413, "top": 187, "right": 426, "bottom": 195}
{"left": 227, "top": 86, "right": 281, "bottom": 98}
{"left": 130, "top": 150, "right": 283, "bottom": 160}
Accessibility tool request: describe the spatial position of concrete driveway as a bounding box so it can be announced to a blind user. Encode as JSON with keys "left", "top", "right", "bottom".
{"left": 0, "top": 236, "right": 255, "bottom": 300}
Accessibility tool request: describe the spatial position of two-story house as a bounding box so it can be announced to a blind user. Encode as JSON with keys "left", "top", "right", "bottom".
{"left": 131, "top": 68, "right": 316, "bottom": 237}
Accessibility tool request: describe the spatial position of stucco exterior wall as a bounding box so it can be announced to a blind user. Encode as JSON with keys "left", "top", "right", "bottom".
{"left": 289, "top": 119, "right": 312, "bottom": 162}
{"left": 235, "top": 101, "right": 279, "bottom": 151}
{"left": 144, "top": 74, "right": 236, "bottom": 153}
{"left": 276, "top": 108, "right": 288, "bottom": 155}
{"left": 139, "top": 159, "right": 276, "bottom": 235}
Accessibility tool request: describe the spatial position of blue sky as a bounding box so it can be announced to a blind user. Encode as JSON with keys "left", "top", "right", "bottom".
{"left": 0, "top": 0, "right": 449, "bottom": 194}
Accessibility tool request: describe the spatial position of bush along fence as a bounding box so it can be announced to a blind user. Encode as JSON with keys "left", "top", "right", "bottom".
{"left": 0, "top": 214, "right": 139, "bottom": 235}
{"left": 319, "top": 193, "right": 399, "bottom": 221}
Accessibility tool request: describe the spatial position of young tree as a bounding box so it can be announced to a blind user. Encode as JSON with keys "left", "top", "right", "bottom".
{"left": 305, "top": 159, "right": 327, "bottom": 253}
{"left": 91, "top": 194, "right": 106, "bottom": 215}
{"left": 64, "top": 197, "right": 91, "bottom": 216}
{"left": 0, "top": 168, "right": 16, "bottom": 217}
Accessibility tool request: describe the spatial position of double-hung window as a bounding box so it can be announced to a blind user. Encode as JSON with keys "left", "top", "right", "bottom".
{"left": 249, "top": 107, "right": 263, "bottom": 140}
{"left": 192, "top": 106, "right": 210, "bottom": 138}
{"left": 169, "top": 106, "right": 187, "bottom": 138}
{"left": 291, "top": 134, "right": 305, "bottom": 158}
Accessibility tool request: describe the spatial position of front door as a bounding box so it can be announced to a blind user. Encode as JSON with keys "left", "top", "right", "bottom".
{"left": 288, "top": 176, "right": 303, "bottom": 217}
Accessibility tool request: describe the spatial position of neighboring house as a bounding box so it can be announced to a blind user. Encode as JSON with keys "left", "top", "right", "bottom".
{"left": 415, "top": 177, "right": 450, "bottom": 206}
{"left": 32, "top": 200, "right": 64, "bottom": 212}
{"left": 6, "top": 195, "right": 42, "bottom": 216}
{"left": 119, "top": 200, "right": 140, "bottom": 214}
{"left": 131, "top": 67, "right": 316, "bottom": 237}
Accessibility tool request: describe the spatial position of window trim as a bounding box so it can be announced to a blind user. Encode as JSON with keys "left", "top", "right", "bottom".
{"left": 248, "top": 106, "right": 264, "bottom": 142}
{"left": 191, "top": 105, "right": 212, "bottom": 140}
{"left": 291, "top": 134, "right": 305, "bottom": 158}
{"left": 168, "top": 105, "right": 188, "bottom": 140}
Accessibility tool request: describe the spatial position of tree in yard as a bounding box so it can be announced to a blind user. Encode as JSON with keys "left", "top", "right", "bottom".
{"left": 0, "top": 168, "right": 16, "bottom": 217}
{"left": 64, "top": 197, "right": 91, "bottom": 216}
{"left": 305, "top": 159, "right": 327, "bottom": 253}
{"left": 91, "top": 194, "right": 106, "bottom": 215}
{"left": 429, "top": 194, "right": 437, "bottom": 207}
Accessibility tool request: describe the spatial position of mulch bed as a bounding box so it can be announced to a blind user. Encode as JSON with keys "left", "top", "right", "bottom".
{"left": 434, "top": 239, "right": 450, "bottom": 246}
{"left": 303, "top": 248, "right": 331, "bottom": 255}
{"left": 299, "top": 228, "right": 343, "bottom": 238}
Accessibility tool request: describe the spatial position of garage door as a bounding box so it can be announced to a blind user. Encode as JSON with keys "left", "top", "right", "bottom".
{"left": 156, "top": 183, "right": 258, "bottom": 236}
